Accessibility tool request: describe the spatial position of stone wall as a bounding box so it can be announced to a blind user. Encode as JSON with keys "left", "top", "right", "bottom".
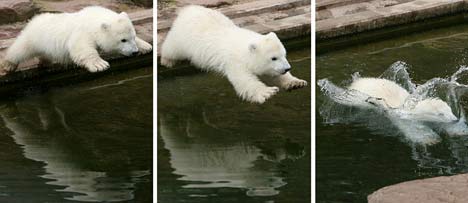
{"left": 0, "top": 0, "right": 39, "bottom": 25}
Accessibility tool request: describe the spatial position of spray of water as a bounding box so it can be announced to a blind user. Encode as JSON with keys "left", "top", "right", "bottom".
{"left": 319, "top": 61, "right": 468, "bottom": 173}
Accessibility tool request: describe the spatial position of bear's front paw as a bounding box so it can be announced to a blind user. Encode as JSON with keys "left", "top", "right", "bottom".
{"left": 138, "top": 41, "right": 153, "bottom": 54}
{"left": 284, "top": 79, "right": 308, "bottom": 90}
{"left": 85, "top": 58, "right": 110, "bottom": 72}
{"left": 250, "top": 86, "right": 279, "bottom": 104}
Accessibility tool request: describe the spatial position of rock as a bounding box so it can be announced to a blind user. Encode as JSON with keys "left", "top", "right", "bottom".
{"left": 0, "top": 0, "right": 38, "bottom": 25}
{"left": 368, "top": 173, "right": 468, "bottom": 203}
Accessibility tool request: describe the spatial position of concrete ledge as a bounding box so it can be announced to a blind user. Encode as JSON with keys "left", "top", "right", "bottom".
{"left": 317, "top": 0, "right": 467, "bottom": 41}
{"left": 0, "top": 8, "right": 153, "bottom": 90}
{"left": 317, "top": 12, "right": 468, "bottom": 53}
{"left": 368, "top": 173, "right": 468, "bottom": 203}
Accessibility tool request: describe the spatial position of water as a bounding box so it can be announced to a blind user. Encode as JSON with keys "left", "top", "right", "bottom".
{"left": 158, "top": 49, "right": 311, "bottom": 203}
{"left": 317, "top": 24, "right": 468, "bottom": 202}
{"left": 0, "top": 68, "right": 153, "bottom": 202}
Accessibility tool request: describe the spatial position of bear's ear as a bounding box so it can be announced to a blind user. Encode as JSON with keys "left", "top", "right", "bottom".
{"left": 120, "top": 12, "right": 129, "bottom": 18}
{"left": 249, "top": 43, "right": 257, "bottom": 52}
{"left": 101, "top": 23, "right": 110, "bottom": 31}
{"left": 266, "top": 32, "right": 278, "bottom": 39}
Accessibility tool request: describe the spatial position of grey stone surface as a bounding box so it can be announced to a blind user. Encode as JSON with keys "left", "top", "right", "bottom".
{"left": 0, "top": 0, "right": 39, "bottom": 25}
{"left": 368, "top": 173, "right": 468, "bottom": 203}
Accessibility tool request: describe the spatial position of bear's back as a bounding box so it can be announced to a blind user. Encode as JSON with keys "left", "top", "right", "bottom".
{"left": 175, "top": 5, "right": 235, "bottom": 31}
{"left": 349, "top": 78, "right": 409, "bottom": 108}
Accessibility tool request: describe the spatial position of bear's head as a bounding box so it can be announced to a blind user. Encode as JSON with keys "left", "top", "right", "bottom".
{"left": 411, "top": 98, "right": 458, "bottom": 123}
{"left": 249, "top": 32, "right": 291, "bottom": 76}
{"left": 99, "top": 12, "right": 139, "bottom": 57}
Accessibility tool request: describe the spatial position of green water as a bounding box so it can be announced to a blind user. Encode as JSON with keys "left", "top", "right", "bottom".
{"left": 317, "top": 24, "right": 468, "bottom": 202}
{"left": 0, "top": 68, "right": 153, "bottom": 202}
{"left": 158, "top": 49, "right": 311, "bottom": 203}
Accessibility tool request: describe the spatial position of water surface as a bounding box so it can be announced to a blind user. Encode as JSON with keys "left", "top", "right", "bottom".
{"left": 317, "top": 24, "right": 468, "bottom": 202}
{"left": 158, "top": 49, "right": 311, "bottom": 203}
{"left": 0, "top": 68, "right": 153, "bottom": 202}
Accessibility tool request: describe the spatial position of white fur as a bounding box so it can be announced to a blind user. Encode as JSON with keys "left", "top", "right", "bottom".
{"left": 350, "top": 78, "right": 457, "bottom": 123}
{"left": 160, "top": 5, "right": 307, "bottom": 104}
{"left": 412, "top": 98, "right": 458, "bottom": 122}
{"left": 349, "top": 77, "right": 409, "bottom": 108}
{"left": 1, "top": 6, "right": 152, "bottom": 74}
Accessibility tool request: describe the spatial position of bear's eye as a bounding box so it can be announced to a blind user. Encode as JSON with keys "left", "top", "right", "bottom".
{"left": 121, "top": 39, "right": 127, "bottom": 43}
{"left": 271, "top": 57, "right": 277, "bottom": 61}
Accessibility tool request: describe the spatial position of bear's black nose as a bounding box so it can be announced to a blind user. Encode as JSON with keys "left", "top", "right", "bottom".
{"left": 283, "top": 68, "right": 291, "bottom": 74}
{"left": 132, "top": 51, "right": 139, "bottom": 56}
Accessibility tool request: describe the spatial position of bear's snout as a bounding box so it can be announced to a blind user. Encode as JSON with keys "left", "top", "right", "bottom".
{"left": 131, "top": 50, "right": 139, "bottom": 56}
{"left": 281, "top": 62, "right": 291, "bottom": 74}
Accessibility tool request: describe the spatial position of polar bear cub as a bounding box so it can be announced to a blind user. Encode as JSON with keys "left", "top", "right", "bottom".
{"left": 349, "top": 77, "right": 457, "bottom": 123}
{"left": 0, "top": 6, "right": 152, "bottom": 75}
{"left": 160, "top": 5, "right": 307, "bottom": 104}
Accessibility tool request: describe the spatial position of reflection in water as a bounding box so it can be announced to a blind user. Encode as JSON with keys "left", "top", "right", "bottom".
{"left": 159, "top": 113, "right": 304, "bottom": 197}
{"left": 0, "top": 74, "right": 151, "bottom": 202}
{"left": 318, "top": 61, "right": 468, "bottom": 173}
{"left": 158, "top": 50, "right": 310, "bottom": 202}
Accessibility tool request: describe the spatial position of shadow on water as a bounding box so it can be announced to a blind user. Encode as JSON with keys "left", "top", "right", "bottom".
{"left": 316, "top": 23, "right": 468, "bottom": 203}
{"left": 0, "top": 68, "right": 153, "bottom": 202}
{"left": 158, "top": 49, "right": 311, "bottom": 203}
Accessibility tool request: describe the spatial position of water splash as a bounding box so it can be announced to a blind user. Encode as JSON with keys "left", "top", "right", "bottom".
{"left": 319, "top": 61, "right": 468, "bottom": 144}
{"left": 319, "top": 61, "right": 468, "bottom": 173}
{"left": 318, "top": 61, "right": 468, "bottom": 174}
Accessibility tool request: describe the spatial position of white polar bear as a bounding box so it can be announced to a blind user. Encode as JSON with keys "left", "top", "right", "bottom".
{"left": 0, "top": 6, "right": 152, "bottom": 75}
{"left": 160, "top": 5, "right": 307, "bottom": 104}
{"left": 349, "top": 77, "right": 458, "bottom": 123}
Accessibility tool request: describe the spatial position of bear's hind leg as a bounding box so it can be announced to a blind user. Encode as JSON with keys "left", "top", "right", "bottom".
{"left": 160, "top": 35, "right": 182, "bottom": 68}
{"left": 160, "top": 57, "right": 176, "bottom": 67}
{"left": 2, "top": 36, "right": 37, "bottom": 73}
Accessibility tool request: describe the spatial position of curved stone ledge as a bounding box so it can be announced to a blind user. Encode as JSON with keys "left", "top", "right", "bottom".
{"left": 368, "top": 173, "right": 468, "bottom": 203}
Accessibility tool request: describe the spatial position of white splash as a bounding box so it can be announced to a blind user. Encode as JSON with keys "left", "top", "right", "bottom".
{"left": 318, "top": 61, "right": 468, "bottom": 145}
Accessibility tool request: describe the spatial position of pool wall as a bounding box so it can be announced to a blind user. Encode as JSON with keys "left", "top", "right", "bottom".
{"left": 317, "top": 0, "right": 468, "bottom": 53}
